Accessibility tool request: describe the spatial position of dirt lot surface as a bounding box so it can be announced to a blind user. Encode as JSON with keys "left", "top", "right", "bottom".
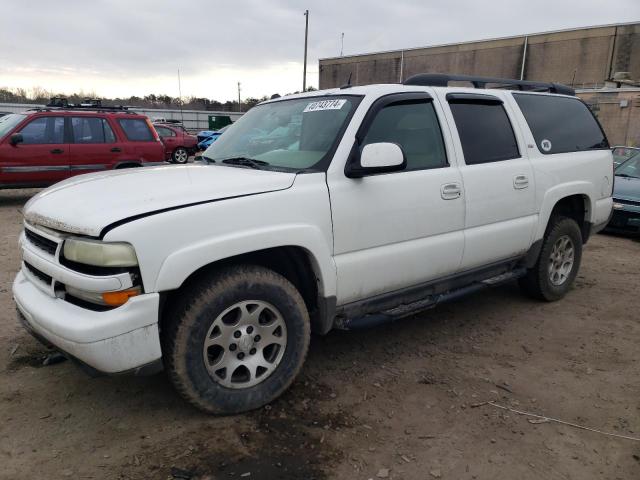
{"left": 1, "top": 188, "right": 639, "bottom": 480}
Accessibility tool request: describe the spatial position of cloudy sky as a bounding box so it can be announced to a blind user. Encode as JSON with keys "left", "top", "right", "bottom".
{"left": 1, "top": 0, "right": 638, "bottom": 101}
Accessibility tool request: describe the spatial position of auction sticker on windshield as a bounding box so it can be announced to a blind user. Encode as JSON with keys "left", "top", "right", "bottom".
{"left": 303, "top": 99, "right": 347, "bottom": 113}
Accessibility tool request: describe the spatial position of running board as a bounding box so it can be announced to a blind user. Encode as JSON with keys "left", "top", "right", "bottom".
{"left": 338, "top": 267, "right": 526, "bottom": 330}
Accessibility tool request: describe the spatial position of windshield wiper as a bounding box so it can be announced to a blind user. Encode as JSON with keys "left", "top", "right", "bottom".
{"left": 222, "top": 157, "right": 270, "bottom": 169}
{"left": 616, "top": 173, "right": 640, "bottom": 179}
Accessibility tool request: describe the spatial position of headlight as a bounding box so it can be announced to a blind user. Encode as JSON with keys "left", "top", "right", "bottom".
{"left": 63, "top": 238, "right": 138, "bottom": 267}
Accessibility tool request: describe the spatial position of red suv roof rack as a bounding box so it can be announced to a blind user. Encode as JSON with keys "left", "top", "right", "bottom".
{"left": 28, "top": 97, "right": 136, "bottom": 113}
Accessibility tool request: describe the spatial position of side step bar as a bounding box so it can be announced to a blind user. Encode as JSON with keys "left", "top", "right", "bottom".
{"left": 337, "top": 267, "right": 526, "bottom": 330}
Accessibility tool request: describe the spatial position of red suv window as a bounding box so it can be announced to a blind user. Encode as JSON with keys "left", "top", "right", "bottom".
{"left": 19, "top": 117, "right": 65, "bottom": 144}
{"left": 71, "top": 117, "right": 116, "bottom": 143}
{"left": 118, "top": 118, "right": 154, "bottom": 141}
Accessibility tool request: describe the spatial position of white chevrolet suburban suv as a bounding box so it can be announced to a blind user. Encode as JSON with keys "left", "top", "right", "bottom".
{"left": 13, "top": 74, "right": 613, "bottom": 414}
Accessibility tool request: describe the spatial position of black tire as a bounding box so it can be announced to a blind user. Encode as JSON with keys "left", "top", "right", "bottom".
{"left": 162, "top": 265, "right": 310, "bottom": 415}
{"left": 519, "top": 216, "right": 583, "bottom": 301}
{"left": 172, "top": 147, "right": 189, "bottom": 164}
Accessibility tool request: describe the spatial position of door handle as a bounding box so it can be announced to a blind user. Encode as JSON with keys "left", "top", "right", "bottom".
{"left": 513, "top": 175, "right": 529, "bottom": 189}
{"left": 50, "top": 148, "right": 64, "bottom": 154}
{"left": 441, "top": 182, "right": 462, "bottom": 200}
{"left": 110, "top": 147, "right": 122, "bottom": 153}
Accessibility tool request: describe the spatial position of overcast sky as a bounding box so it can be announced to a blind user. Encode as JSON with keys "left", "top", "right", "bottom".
{"left": 1, "top": 0, "right": 638, "bottom": 101}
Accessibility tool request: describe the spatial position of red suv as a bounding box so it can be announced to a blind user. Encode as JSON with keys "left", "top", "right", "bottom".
{"left": 153, "top": 123, "right": 198, "bottom": 164}
{"left": 0, "top": 105, "right": 165, "bottom": 190}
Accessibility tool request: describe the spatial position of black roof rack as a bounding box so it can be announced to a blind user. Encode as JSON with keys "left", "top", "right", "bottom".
{"left": 403, "top": 73, "right": 575, "bottom": 96}
{"left": 28, "top": 97, "right": 135, "bottom": 113}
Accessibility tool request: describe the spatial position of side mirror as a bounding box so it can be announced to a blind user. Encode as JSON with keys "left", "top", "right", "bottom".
{"left": 345, "top": 142, "right": 406, "bottom": 178}
{"left": 9, "top": 133, "right": 23, "bottom": 146}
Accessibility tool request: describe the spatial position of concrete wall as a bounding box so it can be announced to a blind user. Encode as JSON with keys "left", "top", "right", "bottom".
{"left": 578, "top": 89, "right": 640, "bottom": 147}
{"left": 319, "top": 23, "right": 640, "bottom": 89}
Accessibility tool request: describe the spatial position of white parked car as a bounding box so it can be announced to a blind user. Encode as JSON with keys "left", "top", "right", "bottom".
{"left": 13, "top": 74, "right": 613, "bottom": 414}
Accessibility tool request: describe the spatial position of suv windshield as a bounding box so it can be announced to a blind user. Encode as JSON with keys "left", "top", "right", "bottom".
{"left": 615, "top": 155, "right": 640, "bottom": 179}
{"left": 203, "top": 96, "right": 360, "bottom": 171}
{"left": 0, "top": 114, "right": 26, "bottom": 139}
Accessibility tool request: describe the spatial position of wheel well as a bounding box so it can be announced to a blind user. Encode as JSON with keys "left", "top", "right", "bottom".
{"left": 161, "top": 246, "right": 322, "bottom": 331}
{"left": 549, "top": 194, "right": 590, "bottom": 242}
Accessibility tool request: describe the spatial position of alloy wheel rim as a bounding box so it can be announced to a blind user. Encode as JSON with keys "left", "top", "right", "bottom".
{"left": 175, "top": 149, "right": 188, "bottom": 163}
{"left": 548, "top": 235, "right": 575, "bottom": 286}
{"left": 202, "top": 300, "right": 287, "bottom": 389}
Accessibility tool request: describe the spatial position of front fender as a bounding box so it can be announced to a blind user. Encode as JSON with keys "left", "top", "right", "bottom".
{"left": 153, "top": 224, "right": 337, "bottom": 297}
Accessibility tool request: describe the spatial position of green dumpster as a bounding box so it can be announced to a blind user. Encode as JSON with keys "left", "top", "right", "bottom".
{"left": 208, "top": 115, "right": 233, "bottom": 131}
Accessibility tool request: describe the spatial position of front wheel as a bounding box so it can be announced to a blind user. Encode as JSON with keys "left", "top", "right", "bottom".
{"left": 519, "top": 216, "right": 583, "bottom": 301}
{"left": 163, "top": 265, "right": 310, "bottom": 414}
{"left": 172, "top": 147, "right": 189, "bottom": 164}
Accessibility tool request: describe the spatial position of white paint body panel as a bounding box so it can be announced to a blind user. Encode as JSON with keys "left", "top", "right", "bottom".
{"left": 12, "top": 82, "right": 613, "bottom": 374}
{"left": 23, "top": 164, "right": 296, "bottom": 236}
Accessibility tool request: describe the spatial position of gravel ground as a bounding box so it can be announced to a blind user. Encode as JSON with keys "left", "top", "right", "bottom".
{"left": 0, "top": 188, "right": 639, "bottom": 480}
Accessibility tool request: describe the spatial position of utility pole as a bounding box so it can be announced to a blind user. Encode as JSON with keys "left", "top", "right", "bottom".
{"left": 303, "top": 10, "right": 309, "bottom": 91}
{"left": 177, "top": 68, "right": 184, "bottom": 125}
{"left": 340, "top": 32, "right": 344, "bottom": 56}
{"left": 237, "top": 82, "right": 241, "bottom": 112}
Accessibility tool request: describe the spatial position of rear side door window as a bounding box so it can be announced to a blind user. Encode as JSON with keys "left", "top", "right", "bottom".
{"left": 360, "top": 100, "right": 448, "bottom": 171}
{"left": 513, "top": 93, "right": 609, "bottom": 154}
{"left": 118, "top": 118, "right": 154, "bottom": 141}
{"left": 71, "top": 117, "right": 116, "bottom": 143}
{"left": 448, "top": 95, "right": 520, "bottom": 165}
{"left": 19, "top": 117, "right": 65, "bottom": 144}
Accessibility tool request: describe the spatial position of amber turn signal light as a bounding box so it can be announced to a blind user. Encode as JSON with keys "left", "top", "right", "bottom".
{"left": 101, "top": 288, "right": 141, "bottom": 307}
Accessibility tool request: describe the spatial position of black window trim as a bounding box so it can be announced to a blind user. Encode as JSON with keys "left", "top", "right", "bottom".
{"left": 447, "top": 93, "right": 522, "bottom": 164}
{"left": 512, "top": 91, "right": 610, "bottom": 156}
{"left": 345, "top": 91, "right": 450, "bottom": 177}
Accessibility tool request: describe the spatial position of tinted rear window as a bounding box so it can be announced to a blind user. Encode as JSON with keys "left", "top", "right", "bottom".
{"left": 449, "top": 101, "right": 519, "bottom": 165}
{"left": 118, "top": 118, "right": 153, "bottom": 141}
{"left": 513, "top": 94, "right": 609, "bottom": 155}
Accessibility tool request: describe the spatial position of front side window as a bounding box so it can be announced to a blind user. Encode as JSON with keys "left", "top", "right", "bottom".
{"left": 0, "top": 113, "right": 27, "bottom": 139}
{"left": 19, "top": 116, "right": 64, "bottom": 144}
{"left": 71, "top": 117, "right": 116, "bottom": 143}
{"left": 513, "top": 93, "right": 609, "bottom": 155}
{"left": 449, "top": 100, "right": 519, "bottom": 165}
{"left": 118, "top": 118, "right": 154, "bottom": 142}
{"left": 203, "top": 95, "right": 361, "bottom": 171}
{"left": 361, "top": 101, "right": 447, "bottom": 171}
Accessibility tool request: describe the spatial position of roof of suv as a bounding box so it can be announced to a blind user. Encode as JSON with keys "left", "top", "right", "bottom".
{"left": 263, "top": 74, "right": 576, "bottom": 105}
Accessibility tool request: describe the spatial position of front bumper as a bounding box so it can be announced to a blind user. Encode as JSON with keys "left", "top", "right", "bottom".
{"left": 607, "top": 209, "right": 640, "bottom": 234}
{"left": 13, "top": 271, "right": 162, "bottom": 374}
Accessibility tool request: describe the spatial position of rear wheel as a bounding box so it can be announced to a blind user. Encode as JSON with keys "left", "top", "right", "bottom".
{"left": 163, "top": 265, "right": 310, "bottom": 414}
{"left": 172, "top": 147, "right": 189, "bottom": 164}
{"left": 519, "top": 216, "right": 583, "bottom": 301}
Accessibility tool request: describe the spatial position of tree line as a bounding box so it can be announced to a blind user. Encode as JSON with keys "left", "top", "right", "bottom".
{"left": 0, "top": 86, "right": 317, "bottom": 112}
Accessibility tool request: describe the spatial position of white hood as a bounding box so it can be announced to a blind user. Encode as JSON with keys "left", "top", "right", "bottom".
{"left": 24, "top": 164, "right": 296, "bottom": 237}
